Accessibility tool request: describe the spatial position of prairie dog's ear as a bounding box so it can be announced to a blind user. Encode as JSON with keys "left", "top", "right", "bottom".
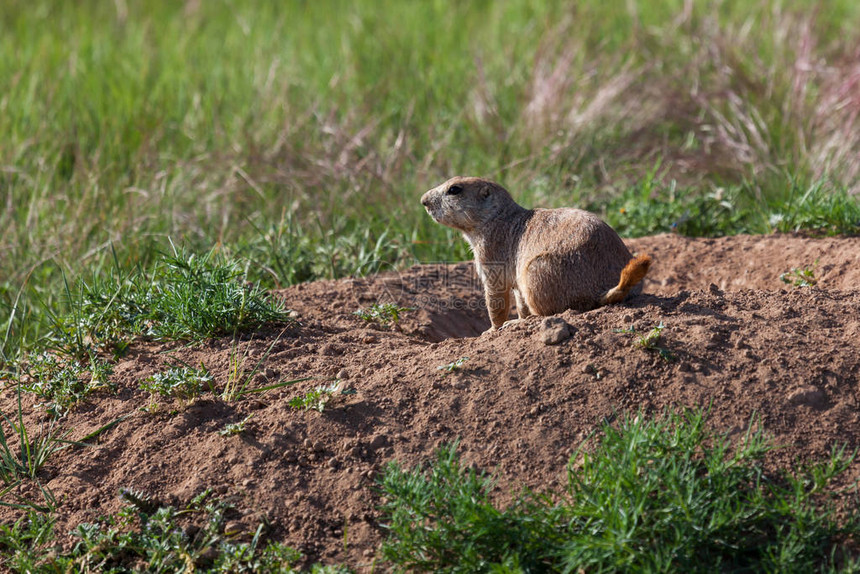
{"left": 480, "top": 184, "right": 491, "bottom": 199}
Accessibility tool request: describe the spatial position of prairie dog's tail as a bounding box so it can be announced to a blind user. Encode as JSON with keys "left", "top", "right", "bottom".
{"left": 600, "top": 254, "right": 652, "bottom": 305}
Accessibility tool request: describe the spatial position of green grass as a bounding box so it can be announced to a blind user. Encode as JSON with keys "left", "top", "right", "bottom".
{"left": 379, "top": 410, "right": 859, "bottom": 573}
{"left": 0, "top": 488, "right": 353, "bottom": 572}
{"left": 0, "top": 489, "right": 308, "bottom": 573}
{"left": 0, "top": 388, "right": 77, "bottom": 512}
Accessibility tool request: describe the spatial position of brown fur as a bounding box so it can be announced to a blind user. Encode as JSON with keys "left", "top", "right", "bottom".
{"left": 601, "top": 254, "right": 652, "bottom": 304}
{"left": 421, "top": 176, "right": 651, "bottom": 331}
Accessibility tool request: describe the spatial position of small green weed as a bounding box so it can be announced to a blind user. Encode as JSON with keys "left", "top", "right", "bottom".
{"left": 780, "top": 261, "right": 819, "bottom": 288}
{"left": 18, "top": 352, "right": 113, "bottom": 416}
{"left": 220, "top": 330, "right": 313, "bottom": 402}
{"left": 635, "top": 321, "right": 674, "bottom": 360}
{"left": 221, "top": 333, "right": 294, "bottom": 402}
{"left": 0, "top": 511, "right": 58, "bottom": 570}
{"left": 617, "top": 322, "right": 674, "bottom": 361}
{"left": 219, "top": 415, "right": 253, "bottom": 437}
{"left": 353, "top": 303, "right": 414, "bottom": 327}
{"left": 1, "top": 488, "right": 307, "bottom": 572}
{"left": 288, "top": 383, "right": 338, "bottom": 413}
{"left": 141, "top": 364, "right": 212, "bottom": 404}
{"left": 437, "top": 357, "right": 469, "bottom": 374}
{"left": 288, "top": 382, "right": 355, "bottom": 413}
{"left": 379, "top": 410, "right": 859, "bottom": 572}
{"left": 0, "top": 389, "right": 79, "bottom": 511}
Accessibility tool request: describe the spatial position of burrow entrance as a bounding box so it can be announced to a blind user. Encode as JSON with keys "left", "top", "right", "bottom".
{"left": 349, "top": 262, "right": 491, "bottom": 340}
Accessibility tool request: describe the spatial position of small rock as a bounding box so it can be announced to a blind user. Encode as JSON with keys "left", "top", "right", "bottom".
{"left": 336, "top": 369, "right": 350, "bottom": 380}
{"left": 327, "top": 457, "right": 339, "bottom": 469}
{"left": 312, "top": 440, "right": 325, "bottom": 452}
{"left": 539, "top": 317, "right": 572, "bottom": 345}
{"left": 303, "top": 438, "right": 313, "bottom": 449}
{"left": 708, "top": 283, "right": 723, "bottom": 295}
{"left": 241, "top": 478, "right": 255, "bottom": 488}
{"left": 362, "top": 335, "right": 378, "bottom": 344}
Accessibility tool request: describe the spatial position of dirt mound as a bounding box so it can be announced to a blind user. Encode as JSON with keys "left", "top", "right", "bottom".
{"left": 2, "top": 233, "right": 860, "bottom": 568}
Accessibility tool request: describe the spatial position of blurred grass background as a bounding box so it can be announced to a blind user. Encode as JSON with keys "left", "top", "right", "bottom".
{"left": 1, "top": 0, "right": 859, "bottom": 360}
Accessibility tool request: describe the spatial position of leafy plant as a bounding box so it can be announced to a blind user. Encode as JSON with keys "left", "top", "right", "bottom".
{"left": 1, "top": 488, "right": 306, "bottom": 573}
{"left": 635, "top": 321, "right": 674, "bottom": 360}
{"left": 353, "top": 303, "right": 414, "bottom": 327}
{"left": 18, "top": 352, "right": 114, "bottom": 416}
{"left": 379, "top": 410, "right": 859, "bottom": 572}
{"left": 0, "top": 511, "right": 58, "bottom": 571}
{"left": 219, "top": 415, "right": 253, "bottom": 437}
{"left": 437, "top": 357, "right": 469, "bottom": 374}
{"left": 141, "top": 364, "right": 212, "bottom": 403}
{"left": 616, "top": 322, "right": 674, "bottom": 361}
{"left": 287, "top": 382, "right": 352, "bottom": 413}
{"left": 780, "top": 261, "right": 819, "bottom": 288}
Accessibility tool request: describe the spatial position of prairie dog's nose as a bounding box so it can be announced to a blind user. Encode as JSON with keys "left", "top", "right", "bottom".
{"left": 421, "top": 192, "right": 431, "bottom": 207}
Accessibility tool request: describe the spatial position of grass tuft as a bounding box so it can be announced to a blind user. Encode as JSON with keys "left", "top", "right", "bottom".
{"left": 379, "top": 409, "right": 859, "bottom": 572}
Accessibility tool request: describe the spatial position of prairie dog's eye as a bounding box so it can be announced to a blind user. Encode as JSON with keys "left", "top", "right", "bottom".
{"left": 447, "top": 184, "right": 463, "bottom": 196}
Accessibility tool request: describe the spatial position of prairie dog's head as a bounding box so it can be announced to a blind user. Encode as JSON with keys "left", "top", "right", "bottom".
{"left": 420, "top": 176, "right": 517, "bottom": 233}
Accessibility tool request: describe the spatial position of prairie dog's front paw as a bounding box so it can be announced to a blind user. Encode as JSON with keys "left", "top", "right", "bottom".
{"left": 500, "top": 318, "right": 523, "bottom": 330}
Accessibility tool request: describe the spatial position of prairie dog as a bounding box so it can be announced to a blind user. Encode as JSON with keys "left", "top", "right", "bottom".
{"left": 421, "top": 176, "right": 651, "bottom": 331}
